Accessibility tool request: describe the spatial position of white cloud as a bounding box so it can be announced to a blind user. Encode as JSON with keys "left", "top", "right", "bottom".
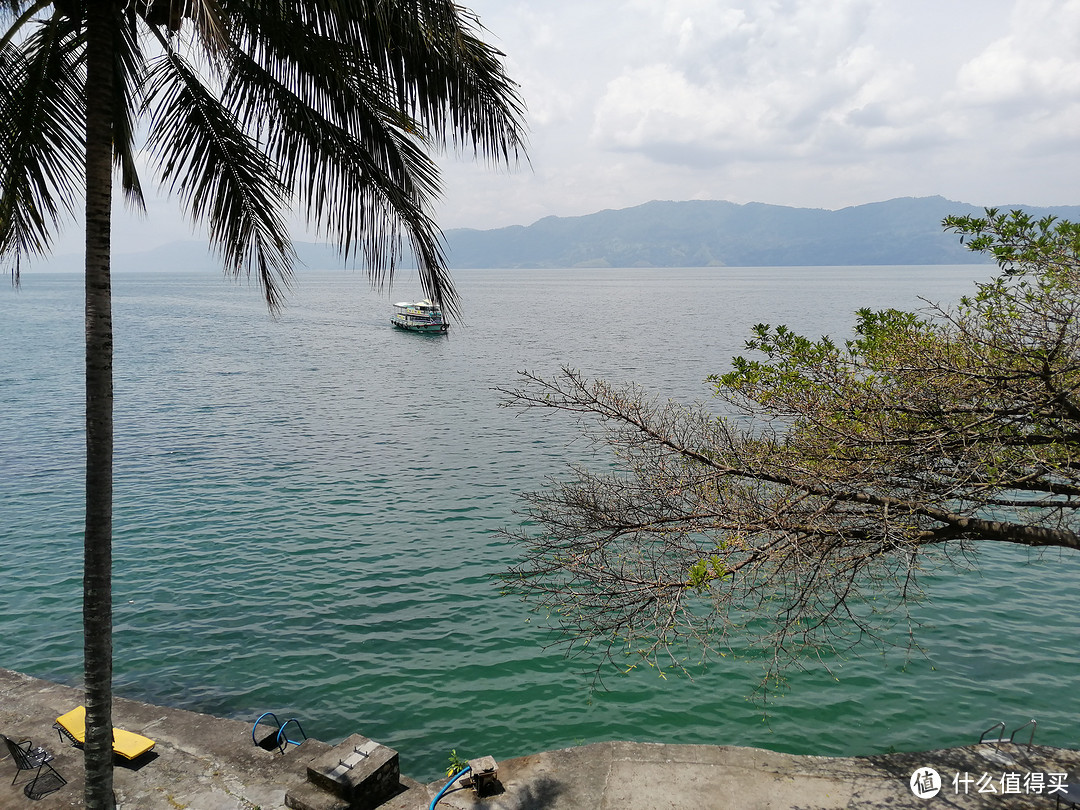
{"left": 944, "top": 0, "right": 1080, "bottom": 155}
{"left": 956, "top": 0, "right": 1080, "bottom": 103}
{"left": 72, "top": 0, "right": 1080, "bottom": 250}
{"left": 589, "top": 0, "right": 929, "bottom": 164}
{"left": 442, "top": 0, "right": 1080, "bottom": 229}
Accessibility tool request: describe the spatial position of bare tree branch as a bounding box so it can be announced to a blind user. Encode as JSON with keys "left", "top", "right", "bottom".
{"left": 498, "top": 210, "right": 1080, "bottom": 690}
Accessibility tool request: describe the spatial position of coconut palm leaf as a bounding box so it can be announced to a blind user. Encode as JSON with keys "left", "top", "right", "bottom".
{"left": 0, "top": 1, "right": 49, "bottom": 46}
{"left": 112, "top": 12, "right": 145, "bottom": 208}
{"left": 0, "top": 11, "right": 84, "bottom": 274}
{"left": 354, "top": 0, "right": 527, "bottom": 160}
{"left": 216, "top": 0, "right": 525, "bottom": 308}
{"left": 143, "top": 41, "right": 294, "bottom": 309}
{"left": 219, "top": 30, "right": 454, "bottom": 309}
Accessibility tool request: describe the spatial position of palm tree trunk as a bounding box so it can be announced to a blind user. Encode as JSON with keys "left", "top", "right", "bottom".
{"left": 84, "top": 4, "right": 116, "bottom": 809}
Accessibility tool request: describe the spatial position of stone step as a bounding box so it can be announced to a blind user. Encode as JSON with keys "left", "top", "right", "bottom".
{"left": 284, "top": 781, "right": 351, "bottom": 810}
{"left": 375, "top": 776, "right": 428, "bottom": 810}
{"left": 289, "top": 738, "right": 334, "bottom": 762}
{"left": 297, "top": 734, "right": 402, "bottom": 810}
{"left": 285, "top": 775, "right": 421, "bottom": 810}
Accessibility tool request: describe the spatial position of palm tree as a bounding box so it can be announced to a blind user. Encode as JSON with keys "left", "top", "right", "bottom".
{"left": 0, "top": 3, "right": 525, "bottom": 808}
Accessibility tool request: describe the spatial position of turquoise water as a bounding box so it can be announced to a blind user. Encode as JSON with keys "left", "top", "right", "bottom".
{"left": 2, "top": 265, "right": 1078, "bottom": 779}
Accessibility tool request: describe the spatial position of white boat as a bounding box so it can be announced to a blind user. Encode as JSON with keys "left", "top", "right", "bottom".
{"left": 391, "top": 300, "right": 449, "bottom": 333}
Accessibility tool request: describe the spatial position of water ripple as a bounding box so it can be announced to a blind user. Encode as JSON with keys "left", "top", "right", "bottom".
{"left": 3, "top": 267, "right": 1078, "bottom": 779}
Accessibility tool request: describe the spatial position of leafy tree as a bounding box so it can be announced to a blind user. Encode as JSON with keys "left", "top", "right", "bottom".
{"left": 0, "top": 2, "right": 524, "bottom": 807}
{"left": 500, "top": 210, "right": 1080, "bottom": 692}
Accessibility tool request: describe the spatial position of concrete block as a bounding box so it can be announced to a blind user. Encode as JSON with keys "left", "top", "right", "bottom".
{"left": 304, "top": 733, "right": 401, "bottom": 810}
{"left": 466, "top": 756, "right": 499, "bottom": 797}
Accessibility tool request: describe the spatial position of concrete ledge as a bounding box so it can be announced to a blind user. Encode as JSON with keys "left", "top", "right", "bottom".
{"left": 0, "top": 667, "right": 316, "bottom": 809}
{"left": 3, "top": 667, "right": 1078, "bottom": 809}
{"left": 423, "top": 740, "right": 1080, "bottom": 809}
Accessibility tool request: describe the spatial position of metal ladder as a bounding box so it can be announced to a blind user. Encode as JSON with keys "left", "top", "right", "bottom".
{"left": 979, "top": 719, "right": 1037, "bottom": 750}
{"left": 252, "top": 711, "right": 308, "bottom": 754}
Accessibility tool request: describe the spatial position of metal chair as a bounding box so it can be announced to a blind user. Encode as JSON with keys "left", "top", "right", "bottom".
{"left": 1, "top": 733, "right": 66, "bottom": 796}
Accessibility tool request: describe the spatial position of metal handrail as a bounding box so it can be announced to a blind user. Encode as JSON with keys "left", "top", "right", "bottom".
{"left": 979, "top": 720, "right": 1007, "bottom": 745}
{"left": 1009, "top": 719, "right": 1037, "bottom": 748}
{"left": 252, "top": 712, "right": 281, "bottom": 746}
{"left": 276, "top": 718, "right": 308, "bottom": 754}
{"left": 252, "top": 712, "right": 308, "bottom": 754}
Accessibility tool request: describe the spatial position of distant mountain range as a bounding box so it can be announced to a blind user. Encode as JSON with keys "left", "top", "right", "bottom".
{"left": 32, "top": 196, "right": 1080, "bottom": 273}
{"left": 440, "top": 196, "right": 1080, "bottom": 268}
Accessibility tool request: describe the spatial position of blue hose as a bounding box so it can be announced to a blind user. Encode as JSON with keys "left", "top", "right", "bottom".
{"left": 429, "top": 764, "right": 472, "bottom": 810}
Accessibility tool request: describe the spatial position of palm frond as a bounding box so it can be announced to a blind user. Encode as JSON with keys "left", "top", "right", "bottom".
{"left": 214, "top": 0, "right": 527, "bottom": 309}
{"left": 143, "top": 39, "right": 294, "bottom": 309}
{"left": 0, "top": 11, "right": 85, "bottom": 273}
{"left": 0, "top": 0, "right": 38, "bottom": 15}
{"left": 114, "top": 13, "right": 145, "bottom": 210}
{"left": 343, "top": 0, "right": 528, "bottom": 162}
{"left": 0, "top": 0, "right": 51, "bottom": 50}
{"left": 218, "top": 21, "right": 455, "bottom": 312}
{"left": 0, "top": 0, "right": 525, "bottom": 308}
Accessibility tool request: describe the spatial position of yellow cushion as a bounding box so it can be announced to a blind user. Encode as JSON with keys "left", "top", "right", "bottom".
{"left": 111, "top": 727, "right": 155, "bottom": 760}
{"left": 56, "top": 705, "right": 155, "bottom": 760}
{"left": 55, "top": 706, "right": 86, "bottom": 743}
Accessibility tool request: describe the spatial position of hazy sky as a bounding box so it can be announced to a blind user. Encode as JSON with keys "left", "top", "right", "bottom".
{"left": 68, "top": 0, "right": 1080, "bottom": 254}
{"left": 434, "top": 0, "right": 1080, "bottom": 229}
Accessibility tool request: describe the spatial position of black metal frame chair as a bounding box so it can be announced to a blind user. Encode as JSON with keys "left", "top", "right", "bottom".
{"left": 1056, "top": 783, "right": 1080, "bottom": 809}
{"left": 1, "top": 733, "right": 66, "bottom": 797}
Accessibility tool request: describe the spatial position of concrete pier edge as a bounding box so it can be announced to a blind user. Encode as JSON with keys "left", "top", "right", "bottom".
{"left": 1, "top": 667, "right": 1076, "bottom": 809}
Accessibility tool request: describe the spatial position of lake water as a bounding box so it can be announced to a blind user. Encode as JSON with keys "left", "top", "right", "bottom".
{"left": 2, "top": 265, "right": 1077, "bottom": 780}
